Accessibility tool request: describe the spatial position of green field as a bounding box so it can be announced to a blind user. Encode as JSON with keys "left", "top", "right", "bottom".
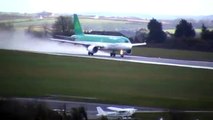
{"left": 0, "top": 17, "right": 146, "bottom": 31}
{"left": 0, "top": 50, "right": 213, "bottom": 110}
{"left": 80, "top": 18, "right": 147, "bottom": 31}
{"left": 134, "top": 112, "right": 213, "bottom": 120}
{"left": 164, "top": 28, "right": 213, "bottom": 34}
{"left": 132, "top": 47, "right": 213, "bottom": 61}
{"left": 0, "top": 18, "right": 56, "bottom": 29}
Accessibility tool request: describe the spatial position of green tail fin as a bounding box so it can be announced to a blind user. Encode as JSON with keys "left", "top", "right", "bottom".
{"left": 73, "top": 14, "right": 83, "bottom": 35}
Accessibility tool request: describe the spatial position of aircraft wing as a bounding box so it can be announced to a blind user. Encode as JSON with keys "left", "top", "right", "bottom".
{"left": 107, "top": 107, "right": 136, "bottom": 112}
{"left": 50, "top": 38, "right": 104, "bottom": 48}
{"left": 107, "top": 107, "right": 128, "bottom": 111}
{"left": 50, "top": 38, "right": 89, "bottom": 46}
{"left": 132, "top": 42, "right": 146, "bottom": 46}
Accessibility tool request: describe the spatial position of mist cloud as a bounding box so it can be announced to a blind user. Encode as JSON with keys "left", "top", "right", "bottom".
{"left": 0, "top": 30, "right": 108, "bottom": 56}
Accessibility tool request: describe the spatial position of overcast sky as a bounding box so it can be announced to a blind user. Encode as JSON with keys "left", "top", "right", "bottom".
{"left": 0, "top": 0, "right": 213, "bottom": 16}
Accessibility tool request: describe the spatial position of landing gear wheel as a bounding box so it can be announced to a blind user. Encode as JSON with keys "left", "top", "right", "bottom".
{"left": 88, "top": 52, "right": 93, "bottom": 56}
{"left": 121, "top": 54, "right": 124, "bottom": 57}
{"left": 110, "top": 53, "right": 116, "bottom": 57}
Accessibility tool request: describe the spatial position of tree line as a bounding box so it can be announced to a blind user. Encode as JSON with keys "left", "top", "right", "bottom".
{"left": 147, "top": 19, "right": 197, "bottom": 43}
{"left": 138, "top": 18, "right": 213, "bottom": 51}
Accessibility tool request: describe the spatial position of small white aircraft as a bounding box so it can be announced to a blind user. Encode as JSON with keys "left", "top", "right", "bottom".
{"left": 96, "top": 106, "right": 137, "bottom": 119}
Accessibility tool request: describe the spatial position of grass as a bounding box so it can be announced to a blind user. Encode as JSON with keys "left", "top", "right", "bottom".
{"left": 132, "top": 47, "right": 213, "bottom": 61}
{"left": 0, "top": 50, "right": 213, "bottom": 110}
{"left": 0, "top": 17, "right": 146, "bottom": 31}
{"left": 134, "top": 112, "right": 213, "bottom": 120}
{"left": 80, "top": 18, "right": 147, "bottom": 31}
{"left": 164, "top": 28, "right": 213, "bottom": 34}
{"left": 0, "top": 18, "right": 56, "bottom": 29}
{"left": 13, "top": 18, "right": 56, "bottom": 28}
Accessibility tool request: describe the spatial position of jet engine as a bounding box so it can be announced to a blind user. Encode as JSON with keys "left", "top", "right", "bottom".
{"left": 126, "top": 49, "right": 132, "bottom": 54}
{"left": 87, "top": 45, "right": 98, "bottom": 53}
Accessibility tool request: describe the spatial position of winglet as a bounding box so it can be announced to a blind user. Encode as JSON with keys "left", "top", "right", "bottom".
{"left": 73, "top": 14, "right": 84, "bottom": 35}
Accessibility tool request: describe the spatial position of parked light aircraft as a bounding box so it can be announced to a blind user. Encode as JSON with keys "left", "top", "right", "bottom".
{"left": 51, "top": 14, "right": 146, "bottom": 57}
{"left": 96, "top": 106, "right": 137, "bottom": 119}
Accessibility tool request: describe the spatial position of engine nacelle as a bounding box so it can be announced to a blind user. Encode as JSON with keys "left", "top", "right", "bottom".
{"left": 87, "top": 45, "right": 98, "bottom": 53}
{"left": 126, "top": 49, "right": 132, "bottom": 54}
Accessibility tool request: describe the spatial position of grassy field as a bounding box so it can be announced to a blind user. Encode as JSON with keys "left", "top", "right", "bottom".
{"left": 0, "top": 50, "right": 213, "bottom": 110}
{"left": 80, "top": 18, "right": 146, "bottom": 31}
{"left": 0, "top": 17, "right": 145, "bottom": 31}
{"left": 132, "top": 47, "right": 213, "bottom": 61}
{"left": 13, "top": 18, "right": 56, "bottom": 28}
{"left": 164, "top": 28, "right": 213, "bottom": 34}
{"left": 134, "top": 112, "right": 213, "bottom": 120}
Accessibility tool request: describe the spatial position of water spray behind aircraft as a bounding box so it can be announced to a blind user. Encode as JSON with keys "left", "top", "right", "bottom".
{"left": 0, "top": 30, "right": 108, "bottom": 56}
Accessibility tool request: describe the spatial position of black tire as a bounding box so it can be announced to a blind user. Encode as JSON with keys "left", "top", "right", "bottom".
{"left": 110, "top": 53, "right": 116, "bottom": 57}
{"left": 88, "top": 52, "right": 93, "bottom": 56}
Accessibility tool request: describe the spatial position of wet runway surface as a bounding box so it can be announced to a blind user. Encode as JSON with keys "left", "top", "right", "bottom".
{"left": 47, "top": 52, "right": 213, "bottom": 70}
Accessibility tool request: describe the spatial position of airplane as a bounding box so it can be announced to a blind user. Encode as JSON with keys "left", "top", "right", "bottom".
{"left": 96, "top": 106, "right": 137, "bottom": 120}
{"left": 51, "top": 14, "right": 146, "bottom": 57}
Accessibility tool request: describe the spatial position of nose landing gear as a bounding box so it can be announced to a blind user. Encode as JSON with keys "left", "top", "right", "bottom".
{"left": 120, "top": 50, "right": 124, "bottom": 57}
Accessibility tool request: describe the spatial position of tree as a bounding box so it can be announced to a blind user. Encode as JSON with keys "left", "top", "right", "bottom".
{"left": 70, "top": 107, "right": 87, "bottom": 120}
{"left": 53, "top": 16, "right": 74, "bottom": 36}
{"left": 174, "top": 19, "right": 195, "bottom": 38}
{"left": 201, "top": 23, "right": 207, "bottom": 33}
{"left": 134, "top": 28, "right": 148, "bottom": 43}
{"left": 147, "top": 18, "right": 166, "bottom": 43}
{"left": 201, "top": 24, "right": 208, "bottom": 40}
{"left": 201, "top": 23, "right": 213, "bottom": 41}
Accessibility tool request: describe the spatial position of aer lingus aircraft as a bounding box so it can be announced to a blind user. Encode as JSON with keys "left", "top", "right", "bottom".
{"left": 51, "top": 14, "right": 146, "bottom": 57}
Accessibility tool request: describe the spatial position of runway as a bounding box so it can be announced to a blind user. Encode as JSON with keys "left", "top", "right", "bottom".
{"left": 46, "top": 52, "right": 213, "bottom": 70}
{"left": 13, "top": 97, "right": 168, "bottom": 119}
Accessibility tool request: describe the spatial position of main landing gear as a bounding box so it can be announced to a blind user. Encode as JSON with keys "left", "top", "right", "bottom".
{"left": 88, "top": 52, "right": 94, "bottom": 56}
{"left": 110, "top": 50, "right": 124, "bottom": 57}
{"left": 110, "top": 52, "right": 116, "bottom": 57}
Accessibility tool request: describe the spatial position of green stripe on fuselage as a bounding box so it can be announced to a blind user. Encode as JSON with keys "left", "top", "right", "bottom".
{"left": 72, "top": 34, "right": 130, "bottom": 43}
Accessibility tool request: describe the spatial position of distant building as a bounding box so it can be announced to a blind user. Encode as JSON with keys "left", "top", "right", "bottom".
{"left": 36, "top": 11, "right": 53, "bottom": 19}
